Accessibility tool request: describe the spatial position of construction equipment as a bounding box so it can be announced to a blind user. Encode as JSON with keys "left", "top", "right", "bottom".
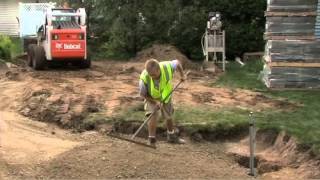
{"left": 107, "top": 79, "right": 185, "bottom": 149}
{"left": 19, "top": 3, "right": 90, "bottom": 70}
{"left": 201, "top": 12, "right": 226, "bottom": 71}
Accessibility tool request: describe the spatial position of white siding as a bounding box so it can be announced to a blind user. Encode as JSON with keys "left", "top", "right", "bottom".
{"left": 0, "top": 0, "right": 52, "bottom": 37}
{"left": 0, "top": 0, "right": 19, "bottom": 36}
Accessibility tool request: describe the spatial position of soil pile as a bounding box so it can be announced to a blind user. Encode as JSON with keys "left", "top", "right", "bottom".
{"left": 0, "top": 61, "right": 8, "bottom": 77}
{"left": 19, "top": 88, "right": 103, "bottom": 130}
{"left": 132, "top": 44, "right": 192, "bottom": 68}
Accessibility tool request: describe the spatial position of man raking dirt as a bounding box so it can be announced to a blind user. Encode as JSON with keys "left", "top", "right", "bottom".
{"left": 139, "top": 59, "right": 187, "bottom": 147}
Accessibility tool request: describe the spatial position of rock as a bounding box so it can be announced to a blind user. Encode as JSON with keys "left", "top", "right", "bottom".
{"left": 90, "top": 71, "right": 105, "bottom": 77}
{"left": 47, "top": 94, "right": 62, "bottom": 102}
{"left": 5, "top": 71, "right": 20, "bottom": 81}
{"left": 192, "top": 133, "right": 203, "bottom": 142}
{"left": 20, "top": 107, "right": 31, "bottom": 116}
{"left": 29, "top": 98, "right": 41, "bottom": 110}
{"left": 59, "top": 103, "right": 70, "bottom": 114}
{"left": 258, "top": 161, "right": 282, "bottom": 174}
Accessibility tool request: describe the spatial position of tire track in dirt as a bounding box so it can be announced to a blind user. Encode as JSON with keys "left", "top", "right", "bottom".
{"left": 0, "top": 79, "right": 81, "bottom": 179}
{"left": 0, "top": 111, "right": 80, "bottom": 164}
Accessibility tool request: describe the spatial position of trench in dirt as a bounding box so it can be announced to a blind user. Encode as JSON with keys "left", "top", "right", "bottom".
{"left": 110, "top": 121, "right": 320, "bottom": 179}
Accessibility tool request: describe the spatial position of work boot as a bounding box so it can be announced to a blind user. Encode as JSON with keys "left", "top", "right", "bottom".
{"left": 167, "top": 131, "right": 185, "bottom": 144}
{"left": 148, "top": 136, "right": 157, "bottom": 147}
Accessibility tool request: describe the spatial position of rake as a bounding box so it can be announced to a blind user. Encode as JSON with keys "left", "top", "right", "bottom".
{"left": 107, "top": 79, "right": 185, "bottom": 149}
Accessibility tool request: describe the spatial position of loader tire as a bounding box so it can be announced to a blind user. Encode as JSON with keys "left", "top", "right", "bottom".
{"left": 80, "top": 58, "right": 91, "bottom": 69}
{"left": 27, "top": 44, "right": 36, "bottom": 67}
{"left": 32, "top": 46, "right": 46, "bottom": 70}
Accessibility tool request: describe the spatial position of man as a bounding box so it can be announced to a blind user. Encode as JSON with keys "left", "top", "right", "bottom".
{"left": 139, "top": 58, "right": 187, "bottom": 146}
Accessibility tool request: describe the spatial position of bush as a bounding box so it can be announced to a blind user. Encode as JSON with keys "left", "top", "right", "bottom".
{"left": 0, "top": 35, "right": 14, "bottom": 60}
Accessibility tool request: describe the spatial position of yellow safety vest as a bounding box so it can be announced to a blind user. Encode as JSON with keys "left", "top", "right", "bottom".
{"left": 140, "top": 61, "right": 173, "bottom": 103}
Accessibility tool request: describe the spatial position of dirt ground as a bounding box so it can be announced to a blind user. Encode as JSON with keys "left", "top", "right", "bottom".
{"left": 0, "top": 57, "right": 319, "bottom": 179}
{"left": 227, "top": 129, "right": 320, "bottom": 179}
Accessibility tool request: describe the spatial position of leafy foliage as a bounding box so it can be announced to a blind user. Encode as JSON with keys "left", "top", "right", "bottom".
{"left": 0, "top": 35, "right": 14, "bottom": 60}
{"left": 67, "top": 0, "right": 266, "bottom": 60}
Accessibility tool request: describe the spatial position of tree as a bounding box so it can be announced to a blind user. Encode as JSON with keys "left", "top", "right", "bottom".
{"left": 80, "top": 0, "right": 266, "bottom": 60}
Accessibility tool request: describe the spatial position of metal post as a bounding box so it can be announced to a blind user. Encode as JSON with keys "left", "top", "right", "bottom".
{"left": 222, "top": 30, "right": 226, "bottom": 71}
{"left": 249, "top": 112, "right": 256, "bottom": 176}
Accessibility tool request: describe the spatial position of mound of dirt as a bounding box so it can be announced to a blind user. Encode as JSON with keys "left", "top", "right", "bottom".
{"left": 0, "top": 60, "right": 7, "bottom": 68}
{"left": 132, "top": 44, "right": 192, "bottom": 68}
{"left": 0, "top": 61, "right": 8, "bottom": 77}
{"left": 19, "top": 88, "right": 103, "bottom": 130}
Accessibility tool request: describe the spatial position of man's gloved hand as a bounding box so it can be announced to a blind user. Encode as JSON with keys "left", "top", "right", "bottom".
{"left": 180, "top": 73, "right": 187, "bottom": 82}
{"left": 155, "top": 103, "right": 162, "bottom": 111}
{"left": 180, "top": 70, "right": 190, "bottom": 82}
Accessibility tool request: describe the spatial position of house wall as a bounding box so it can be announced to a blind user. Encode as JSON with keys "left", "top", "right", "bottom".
{"left": 0, "top": 0, "right": 19, "bottom": 36}
{"left": 0, "top": 0, "right": 54, "bottom": 37}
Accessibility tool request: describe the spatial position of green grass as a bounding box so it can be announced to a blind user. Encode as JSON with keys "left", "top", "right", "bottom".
{"left": 81, "top": 112, "right": 114, "bottom": 130}
{"left": 214, "top": 60, "right": 267, "bottom": 91}
{"left": 112, "top": 103, "right": 250, "bottom": 137}
{"left": 215, "top": 60, "right": 320, "bottom": 154}
{"left": 173, "top": 106, "right": 250, "bottom": 135}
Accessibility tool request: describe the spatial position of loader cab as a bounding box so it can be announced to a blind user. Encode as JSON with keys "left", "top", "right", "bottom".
{"left": 48, "top": 8, "right": 80, "bottom": 30}
{"left": 51, "top": 8, "right": 78, "bottom": 27}
{"left": 38, "top": 8, "right": 79, "bottom": 40}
